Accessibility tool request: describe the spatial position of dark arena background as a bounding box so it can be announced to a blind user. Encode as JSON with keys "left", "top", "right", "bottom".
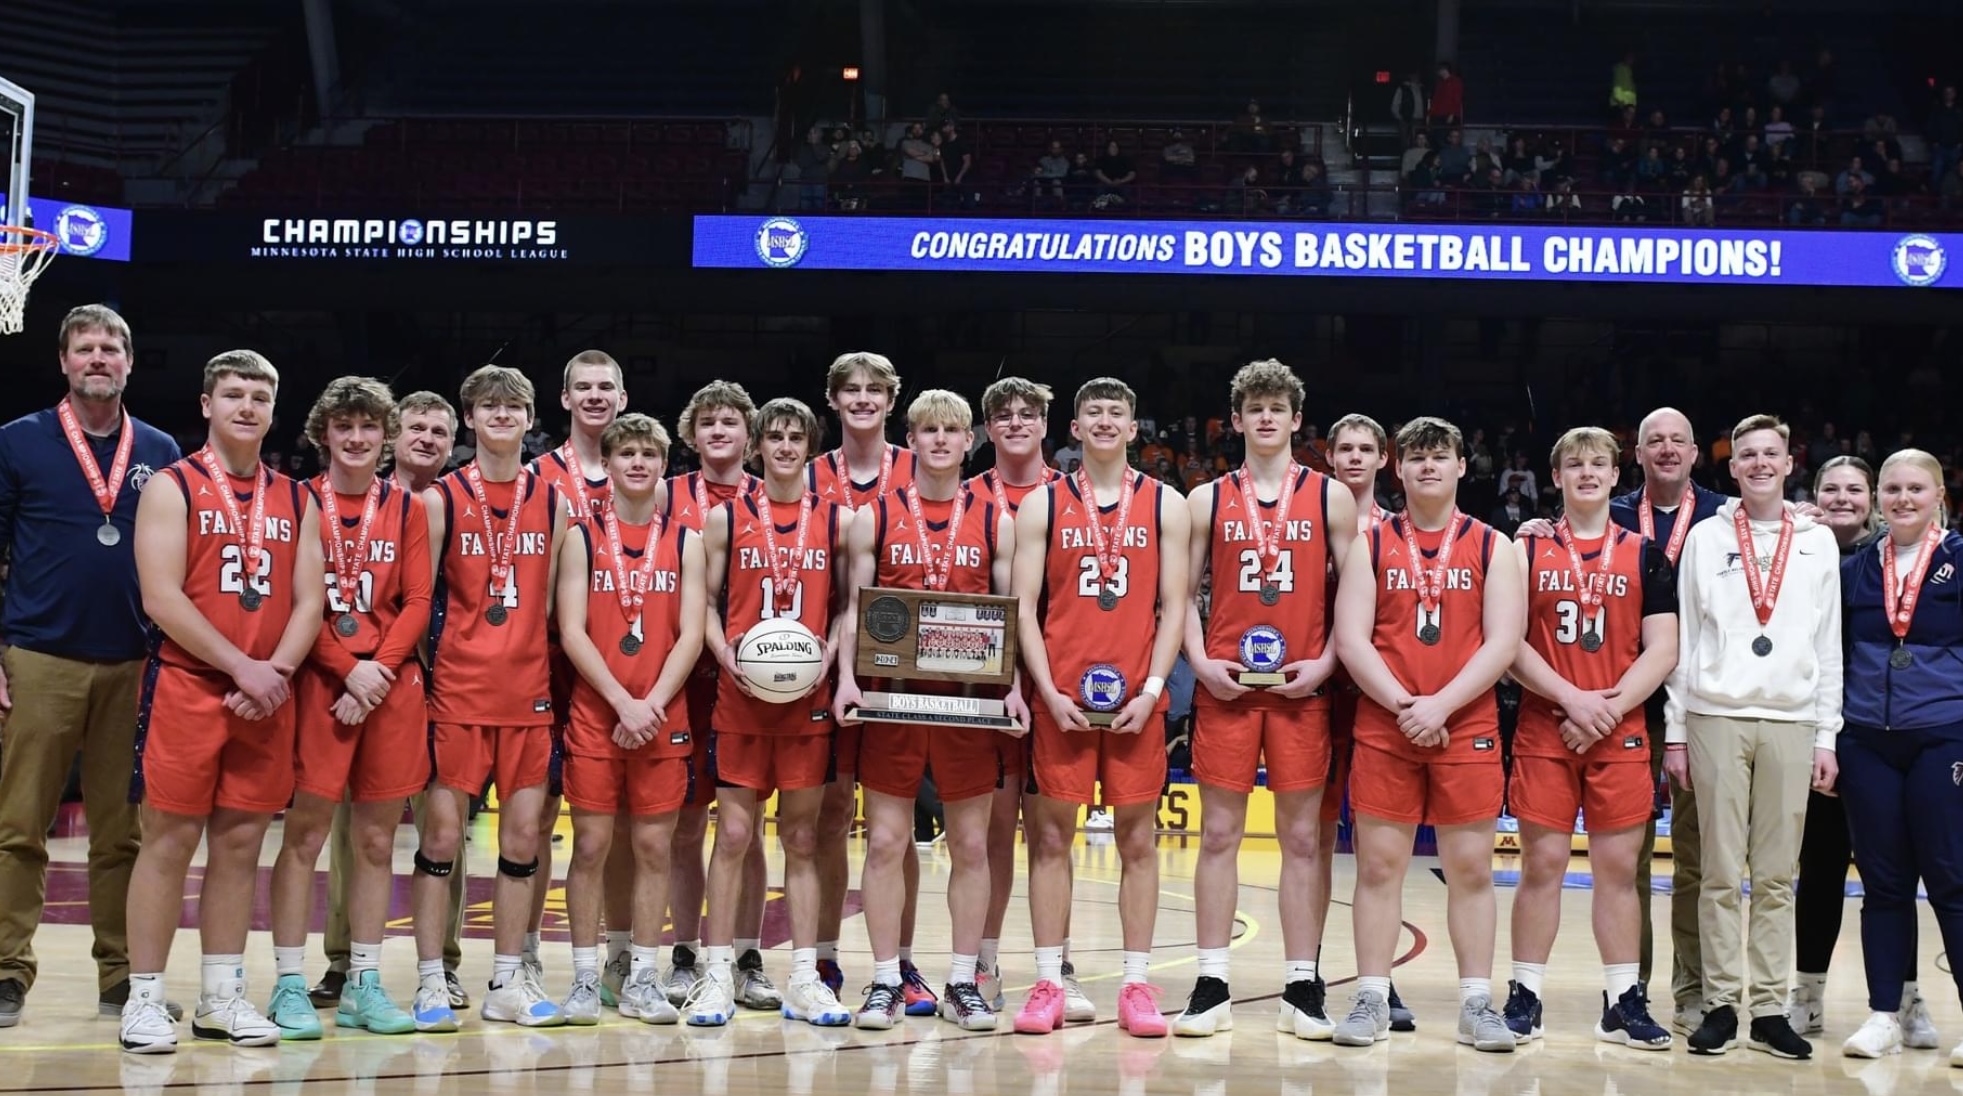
{"left": 2, "top": 0, "right": 1962, "bottom": 1092}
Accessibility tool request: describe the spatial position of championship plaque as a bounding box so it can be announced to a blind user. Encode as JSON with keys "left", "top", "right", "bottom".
{"left": 1236, "top": 624, "right": 1289, "bottom": 687}
{"left": 850, "top": 587, "right": 1024, "bottom": 731}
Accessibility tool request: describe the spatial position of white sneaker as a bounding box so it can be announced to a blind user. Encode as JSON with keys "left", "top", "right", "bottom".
{"left": 734, "top": 960, "right": 782, "bottom": 1010}
{"left": 664, "top": 958, "right": 702, "bottom": 1007}
{"left": 782, "top": 978, "right": 852, "bottom": 1026}
{"left": 1061, "top": 963, "right": 1097, "bottom": 1022}
{"left": 683, "top": 971, "right": 735, "bottom": 1027}
{"left": 191, "top": 994, "right": 280, "bottom": 1047}
{"left": 120, "top": 997, "right": 179, "bottom": 1054}
{"left": 1084, "top": 808, "right": 1115, "bottom": 832}
{"left": 412, "top": 983, "right": 459, "bottom": 1033}
{"left": 561, "top": 971, "right": 603, "bottom": 1026}
{"left": 1949, "top": 1037, "right": 1963, "bottom": 1067}
{"left": 622, "top": 969, "right": 679, "bottom": 1024}
{"left": 977, "top": 963, "right": 1006, "bottom": 1012}
{"left": 1843, "top": 1011, "right": 1904, "bottom": 1058}
{"left": 1903, "top": 987, "right": 1941, "bottom": 1050}
{"left": 482, "top": 975, "right": 565, "bottom": 1027}
{"left": 1787, "top": 984, "right": 1826, "bottom": 1036}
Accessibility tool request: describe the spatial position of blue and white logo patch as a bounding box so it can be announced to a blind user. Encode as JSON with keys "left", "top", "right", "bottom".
{"left": 755, "top": 217, "right": 808, "bottom": 268}
{"left": 398, "top": 219, "right": 426, "bottom": 246}
{"left": 1238, "top": 625, "right": 1286, "bottom": 673}
{"left": 1892, "top": 234, "right": 1946, "bottom": 287}
{"left": 54, "top": 205, "right": 107, "bottom": 257}
{"left": 1078, "top": 663, "right": 1127, "bottom": 712}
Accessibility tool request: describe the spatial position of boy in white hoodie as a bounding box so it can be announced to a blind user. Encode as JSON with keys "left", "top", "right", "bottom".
{"left": 1663, "top": 414, "right": 1841, "bottom": 1061}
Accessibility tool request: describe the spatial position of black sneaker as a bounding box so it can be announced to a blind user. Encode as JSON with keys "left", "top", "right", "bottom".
{"left": 1172, "top": 975, "right": 1233, "bottom": 1036}
{"left": 1282, "top": 976, "right": 1333, "bottom": 1038}
{"left": 1594, "top": 986, "right": 1671, "bottom": 1050}
{"left": 1502, "top": 981, "right": 1543, "bottom": 1042}
{"left": 1387, "top": 982, "right": 1416, "bottom": 1032}
{"left": 0, "top": 979, "right": 22, "bottom": 1028}
{"left": 308, "top": 969, "right": 346, "bottom": 1007}
{"left": 1747, "top": 1013, "right": 1812, "bottom": 1060}
{"left": 98, "top": 978, "right": 184, "bottom": 1021}
{"left": 1688, "top": 1004, "right": 1739, "bottom": 1055}
{"left": 939, "top": 981, "right": 996, "bottom": 1031}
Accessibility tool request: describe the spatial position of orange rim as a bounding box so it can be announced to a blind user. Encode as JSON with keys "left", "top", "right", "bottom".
{"left": 0, "top": 225, "right": 57, "bottom": 253}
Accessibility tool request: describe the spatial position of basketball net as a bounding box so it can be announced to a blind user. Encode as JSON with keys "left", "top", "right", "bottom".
{"left": 0, "top": 225, "right": 57, "bottom": 335}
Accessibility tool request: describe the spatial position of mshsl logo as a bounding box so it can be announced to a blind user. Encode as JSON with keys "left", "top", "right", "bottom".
{"left": 1892, "top": 235, "right": 1946, "bottom": 287}
{"left": 54, "top": 205, "right": 108, "bottom": 257}
{"left": 755, "top": 218, "right": 808, "bottom": 269}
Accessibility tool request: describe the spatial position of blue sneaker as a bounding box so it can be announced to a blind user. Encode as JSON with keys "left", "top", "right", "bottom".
{"left": 266, "top": 974, "right": 322, "bottom": 1041}
{"left": 336, "top": 970, "right": 415, "bottom": 1035}
{"left": 900, "top": 961, "right": 939, "bottom": 1016}
{"left": 1595, "top": 985, "right": 1672, "bottom": 1050}
{"left": 412, "top": 983, "right": 459, "bottom": 1033}
{"left": 1502, "top": 981, "right": 1542, "bottom": 1042}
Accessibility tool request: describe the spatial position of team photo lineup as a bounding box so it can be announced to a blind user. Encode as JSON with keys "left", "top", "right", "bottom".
{"left": 6, "top": 302, "right": 1963, "bottom": 1075}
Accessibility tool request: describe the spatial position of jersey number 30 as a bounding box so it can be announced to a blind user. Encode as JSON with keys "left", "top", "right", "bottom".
{"left": 1553, "top": 600, "right": 1606, "bottom": 645}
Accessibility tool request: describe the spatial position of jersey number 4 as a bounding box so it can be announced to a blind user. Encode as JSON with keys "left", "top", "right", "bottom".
{"left": 1553, "top": 600, "right": 1606, "bottom": 645}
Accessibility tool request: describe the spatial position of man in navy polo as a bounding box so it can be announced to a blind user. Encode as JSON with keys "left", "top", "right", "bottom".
{"left": 0, "top": 304, "right": 181, "bottom": 1027}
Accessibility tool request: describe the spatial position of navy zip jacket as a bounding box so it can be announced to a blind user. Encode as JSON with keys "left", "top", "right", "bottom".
{"left": 1841, "top": 528, "right": 1963, "bottom": 730}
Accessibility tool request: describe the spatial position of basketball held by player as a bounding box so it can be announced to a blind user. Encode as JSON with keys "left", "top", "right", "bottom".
{"left": 1503, "top": 427, "right": 1678, "bottom": 1049}
{"left": 1174, "top": 361, "right": 1355, "bottom": 1040}
{"left": 554, "top": 413, "right": 706, "bottom": 1026}
{"left": 1009, "top": 377, "right": 1191, "bottom": 1039}
{"left": 695, "top": 397, "right": 848, "bottom": 1027}
{"left": 833, "top": 389, "right": 1027, "bottom": 1032}
{"left": 121, "top": 350, "right": 326, "bottom": 1053}
{"left": 1332, "top": 415, "right": 1523, "bottom": 1052}
{"left": 416, "top": 365, "right": 569, "bottom": 1032}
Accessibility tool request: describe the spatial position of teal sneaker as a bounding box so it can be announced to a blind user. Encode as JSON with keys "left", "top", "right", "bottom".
{"left": 336, "top": 970, "right": 416, "bottom": 1035}
{"left": 267, "top": 973, "right": 323, "bottom": 1040}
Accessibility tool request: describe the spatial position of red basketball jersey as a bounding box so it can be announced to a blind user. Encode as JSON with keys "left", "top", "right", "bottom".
{"left": 809, "top": 444, "right": 916, "bottom": 510}
{"left": 157, "top": 457, "right": 308, "bottom": 671}
{"left": 306, "top": 478, "right": 431, "bottom": 673}
{"left": 428, "top": 468, "right": 559, "bottom": 725}
{"left": 568, "top": 515, "right": 693, "bottom": 758}
{"left": 667, "top": 471, "right": 759, "bottom": 533}
{"left": 1040, "top": 470, "right": 1170, "bottom": 718}
{"left": 965, "top": 467, "right": 1059, "bottom": 517}
{"left": 1518, "top": 526, "right": 1666, "bottom": 760}
{"left": 1353, "top": 514, "right": 1500, "bottom": 762}
{"left": 875, "top": 486, "right": 998, "bottom": 595}
{"left": 530, "top": 444, "right": 612, "bottom": 522}
{"left": 717, "top": 491, "right": 843, "bottom": 734}
{"left": 1202, "top": 466, "right": 1334, "bottom": 710}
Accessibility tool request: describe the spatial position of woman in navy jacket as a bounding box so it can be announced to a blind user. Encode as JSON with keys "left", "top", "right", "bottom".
{"left": 1838, "top": 449, "right": 1963, "bottom": 1061}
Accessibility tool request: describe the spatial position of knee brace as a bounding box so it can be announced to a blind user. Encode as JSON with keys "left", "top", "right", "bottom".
{"left": 498, "top": 855, "right": 540, "bottom": 879}
{"left": 413, "top": 850, "right": 454, "bottom": 877}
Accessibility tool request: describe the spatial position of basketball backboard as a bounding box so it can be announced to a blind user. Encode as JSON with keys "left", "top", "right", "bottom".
{"left": 0, "top": 75, "right": 32, "bottom": 229}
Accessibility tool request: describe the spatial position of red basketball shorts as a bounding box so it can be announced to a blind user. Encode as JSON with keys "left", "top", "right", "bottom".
{"left": 1348, "top": 740, "right": 1502, "bottom": 827}
{"left": 138, "top": 664, "right": 296, "bottom": 817}
{"left": 293, "top": 662, "right": 430, "bottom": 803}
{"left": 1028, "top": 708, "right": 1167, "bottom": 808}
{"left": 1191, "top": 696, "right": 1332, "bottom": 795}
{"left": 1508, "top": 753, "right": 1653, "bottom": 834}
{"left": 431, "top": 723, "right": 551, "bottom": 797}
{"left": 563, "top": 752, "right": 692, "bottom": 817}
{"left": 857, "top": 722, "right": 1015, "bottom": 803}
{"left": 715, "top": 732, "right": 833, "bottom": 794}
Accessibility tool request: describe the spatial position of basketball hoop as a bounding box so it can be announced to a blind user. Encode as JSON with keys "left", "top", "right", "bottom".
{"left": 0, "top": 225, "right": 58, "bottom": 336}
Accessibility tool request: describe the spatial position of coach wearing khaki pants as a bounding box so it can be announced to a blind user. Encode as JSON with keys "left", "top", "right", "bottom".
{"left": 1663, "top": 414, "right": 1841, "bottom": 1061}
{"left": 0, "top": 305, "right": 181, "bottom": 1027}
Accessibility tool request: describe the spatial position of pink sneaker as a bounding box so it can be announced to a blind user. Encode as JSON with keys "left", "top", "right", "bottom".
{"left": 1014, "top": 980, "right": 1066, "bottom": 1034}
{"left": 1118, "top": 983, "right": 1168, "bottom": 1038}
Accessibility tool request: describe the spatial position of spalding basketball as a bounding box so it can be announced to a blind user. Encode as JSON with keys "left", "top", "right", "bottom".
{"left": 735, "top": 618, "right": 825, "bottom": 702}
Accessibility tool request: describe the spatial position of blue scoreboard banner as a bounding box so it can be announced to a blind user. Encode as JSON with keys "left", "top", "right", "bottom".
{"left": 694, "top": 214, "right": 1957, "bottom": 289}
{"left": 0, "top": 194, "right": 133, "bottom": 262}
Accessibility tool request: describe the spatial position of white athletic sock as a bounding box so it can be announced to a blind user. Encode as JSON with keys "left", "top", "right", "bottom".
{"left": 130, "top": 973, "right": 165, "bottom": 1003}
{"left": 978, "top": 938, "right": 1000, "bottom": 970}
{"left": 872, "top": 957, "right": 902, "bottom": 988}
{"left": 522, "top": 931, "right": 542, "bottom": 959}
{"left": 790, "top": 947, "right": 819, "bottom": 983}
{"left": 350, "top": 941, "right": 383, "bottom": 976}
{"left": 1604, "top": 963, "right": 1640, "bottom": 1001}
{"left": 491, "top": 953, "right": 522, "bottom": 989}
{"left": 1062, "top": 937, "right": 1073, "bottom": 962}
{"left": 1358, "top": 975, "right": 1391, "bottom": 1000}
{"left": 816, "top": 940, "right": 839, "bottom": 962}
{"left": 1286, "top": 960, "right": 1317, "bottom": 985}
{"left": 1196, "top": 947, "right": 1230, "bottom": 981}
{"left": 1122, "top": 951, "right": 1151, "bottom": 985}
{"left": 704, "top": 944, "right": 735, "bottom": 982}
{"left": 572, "top": 946, "right": 600, "bottom": 979}
{"left": 1512, "top": 962, "right": 1547, "bottom": 997}
{"left": 605, "top": 930, "right": 631, "bottom": 961}
{"left": 418, "top": 959, "right": 445, "bottom": 992}
{"left": 273, "top": 946, "right": 307, "bottom": 979}
{"left": 734, "top": 937, "right": 761, "bottom": 960}
{"left": 949, "top": 952, "right": 978, "bottom": 986}
{"left": 631, "top": 944, "right": 661, "bottom": 980}
{"left": 202, "top": 954, "right": 245, "bottom": 998}
{"left": 1460, "top": 977, "right": 1493, "bottom": 1005}
{"left": 1034, "top": 946, "right": 1064, "bottom": 984}
{"left": 898, "top": 945, "right": 913, "bottom": 965}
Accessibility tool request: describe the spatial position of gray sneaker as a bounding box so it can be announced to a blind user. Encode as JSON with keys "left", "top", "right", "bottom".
{"left": 0, "top": 980, "right": 22, "bottom": 1028}
{"left": 1457, "top": 995, "right": 1517, "bottom": 1053}
{"left": 1333, "top": 989, "right": 1390, "bottom": 1046}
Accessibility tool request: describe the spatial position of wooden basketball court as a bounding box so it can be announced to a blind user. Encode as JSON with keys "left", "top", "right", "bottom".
{"left": 4, "top": 812, "right": 1951, "bottom": 1096}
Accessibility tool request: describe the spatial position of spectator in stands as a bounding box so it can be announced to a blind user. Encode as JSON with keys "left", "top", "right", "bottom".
{"left": 1470, "top": 136, "right": 1502, "bottom": 180}
{"left": 900, "top": 122, "right": 938, "bottom": 193}
{"left": 1545, "top": 176, "right": 1582, "bottom": 215}
{"left": 926, "top": 92, "right": 960, "bottom": 132}
{"left": 1293, "top": 162, "right": 1334, "bottom": 218}
{"left": 1272, "top": 149, "right": 1299, "bottom": 189}
{"left": 1499, "top": 452, "right": 1537, "bottom": 502}
{"left": 1402, "top": 132, "right": 1431, "bottom": 180}
{"left": 1438, "top": 129, "right": 1472, "bottom": 184}
{"left": 793, "top": 125, "right": 831, "bottom": 210}
{"left": 1764, "top": 104, "right": 1795, "bottom": 150}
{"left": 1682, "top": 174, "right": 1715, "bottom": 226}
{"left": 1930, "top": 86, "right": 1963, "bottom": 195}
{"left": 1736, "top": 135, "right": 1769, "bottom": 189}
{"left": 1094, "top": 140, "right": 1136, "bottom": 206}
{"left": 1739, "top": 106, "right": 1761, "bottom": 147}
{"left": 1835, "top": 156, "right": 1874, "bottom": 197}
{"left": 1613, "top": 179, "right": 1650, "bottom": 221}
{"left": 1767, "top": 60, "right": 1802, "bottom": 108}
{"left": 1636, "top": 145, "right": 1668, "bottom": 190}
{"left": 1228, "top": 165, "right": 1267, "bottom": 215}
{"left": 1666, "top": 145, "right": 1694, "bottom": 190}
{"left": 1229, "top": 98, "right": 1273, "bottom": 154}
{"left": 1862, "top": 120, "right": 1903, "bottom": 167}
{"left": 937, "top": 123, "right": 976, "bottom": 208}
{"left": 1392, "top": 71, "right": 1427, "bottom": 146}
{"left": 1534, "top": 138, "right": 1571, "bottom": 181}
{"left": 1610, "top": 50, "right": 1639, "bottom": 116}
{"left": 1601, "top": 136, "right": 1637, "bottom": 189}
{"left": 1612, "top": 105, "right": 1644, "bottom": 144}
{"left": 1408, "top": 151, "right": 1446, "bottom": 207}
{"left": 1710, "top": 107, "right": 1736, "bottom": 148}
{"left": 1161, "top": 130, "right": 1198, "bottom": 186}
{"left": 1501, "top": 136, "right": 1535, "bottom": 186}
{"left": 1840, "top": 176, "right": 1883, "bottom": 228}
{"left": 1696, "top": 135, "right": 1724, "bottom": 180}
{"left": 1473, "top": 166, "right": 1509, "bottom": 218}
{"left": 1508, "top": 173, "right": 1542, "bottom": 218}
{"left": 1787, "top": 177, "right": 1828, "bottom": 227}
{"left": 1799, "top": 104, "right": 1832, "bottom": 167}
{"left": 1064, "top": 152, "right": 1097, "bottom": 209}
{"left": 830, "top": 141, "right": 871, "bottom": 209}
{"left": 1872, "top": 157, "right": 1909, "bottom": 199}
{"left": 1429, "top": 62, "right": 1465, "bottom": 132}
{"left": 1032, "top": 140, "right": 1070, "bottom": 201}
{"left": 1490, "top": 486, "right": 1530, "bottom": 537}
